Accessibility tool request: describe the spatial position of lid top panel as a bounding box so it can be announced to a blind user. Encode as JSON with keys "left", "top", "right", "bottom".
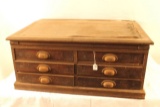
{"left": 7, "top": 19, "right": 153, "bottom": 44}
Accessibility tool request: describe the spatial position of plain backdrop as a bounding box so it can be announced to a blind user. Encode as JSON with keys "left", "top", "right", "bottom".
{"left": 0, "top": 0, "right": 160, "bottom": 80}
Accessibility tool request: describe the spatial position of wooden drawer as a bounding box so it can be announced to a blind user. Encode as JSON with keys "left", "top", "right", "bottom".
{"left": 15, "top": 49, "right": 74, "bottom": 62}
{"left": 16, "top": 73, "right": 74, "bottom": 86}
{"left": 15, "top": 62, "right": 74, "bottom": 75}
{"left": 77, "top": 65, "right": 142, "bottom": 79}
{"left": 77, "top": 51, "right": 144, "bottom": 65}
{"left": 75, "top": 77, "right": 141, "bottom": 90}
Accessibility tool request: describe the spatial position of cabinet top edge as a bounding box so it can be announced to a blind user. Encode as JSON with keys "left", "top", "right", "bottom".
{"left": 6, "top": 19, "right": 154, "bottom": 45}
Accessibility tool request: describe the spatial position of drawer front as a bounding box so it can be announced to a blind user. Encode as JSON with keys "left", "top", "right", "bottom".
{"left": 75, "top": 77, "right": 141, "bottom": 89}
{"left": 77, "top": 51, "right": 144, "bottom": 65}
{"left": 15, "top": 62, "right": 74, "bottom": 75}
{"left": 16, "top": 73, "right": 74, "bottom": 86}
{"left": 77, "top": 65, "right": 142, "bottom": 79}
{"left": 15, "top": 49, "right": 74, "bottom": 62}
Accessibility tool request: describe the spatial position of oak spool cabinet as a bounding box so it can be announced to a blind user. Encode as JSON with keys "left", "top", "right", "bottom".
{"left": 6, "top": 19, "right": 153, "bottom": 99}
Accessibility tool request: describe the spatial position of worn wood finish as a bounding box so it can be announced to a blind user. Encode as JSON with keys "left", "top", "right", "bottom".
{"left": 16, "top": 72, "right": 74, "bottom": 86}
{"left": 77, "top": 65, "right": 143, "bottom": 79}
{"left": 14, "top": 82, "right": 145, "bottom": 99}
{"left": 75, "top": 77, "right": 141, "bottom": 89}
{"left": 6, "top": 19, "right": 153, "bottom": 44}
{"left": 7, "top": 19, "right": 153, "bottom": 99}
{"left": 15, "top": 62, "right": 74, "bottom": 75}
{"left": 15, "top": 49, "right": 74, "bottom": 62}
{"left": 77, "top": 51, "right": 144, "bottom": 65}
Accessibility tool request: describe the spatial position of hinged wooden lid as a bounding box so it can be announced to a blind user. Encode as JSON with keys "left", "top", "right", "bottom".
{"left": 6, "top": 19, "right": 153, "bottom": 44}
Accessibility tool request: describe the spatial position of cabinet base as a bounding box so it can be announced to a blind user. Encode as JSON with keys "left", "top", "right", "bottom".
{"left": 14, "top": 82, "right": 145, "bottom": 99}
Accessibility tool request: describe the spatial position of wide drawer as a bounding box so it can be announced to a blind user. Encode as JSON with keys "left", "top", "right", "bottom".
{"left": 16, "top": 73, "right": 74, "bottom": 86}
{"left": 75, "top": 77, "right": 141, "bottom": 90}
{"left": 77, "top": 65, "right": 142, "bottom": 79}
{"left": 77, "top": 51, "right": 144, "bottom": 65}
{"left": 15, "top": 62, "right": 74, "bottom": 75}
{"left": 15, "top": 49, "right": 74, "bottom": 62}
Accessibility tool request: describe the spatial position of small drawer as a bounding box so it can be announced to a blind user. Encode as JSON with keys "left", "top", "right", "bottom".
{"left": 15, "top": 49, "right": 74, "bottom": 62}
{"left": 16, "top": 62, "right": 74, "bottom": 75}
{"left": 77, "top": 65, "right": 142, "bottom": 79}
{"left": 75, "top": 77, "right": 141, "bottom": 89}
{"left": 16, "top": 73, "right": 74, "bottom": 86}
{"left": 77, "top": 51, "right": 144, "bottom": 65}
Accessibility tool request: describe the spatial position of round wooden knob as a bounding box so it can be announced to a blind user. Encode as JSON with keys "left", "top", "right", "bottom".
{"left": 102, "top": 54, "right": 118, "bottom": 62}
{"left": 37, "top": 64, "right": 51, "bottom": 73}
{"left": 39, "top": 76, "right": 51, "bottom": 84}
{"left": 36, "top": 51, "right": 50, "bottom": 59}
{"left": 101, "top": 80, "right": 116, "bottom": 88}
{"left": 102, "top": 68, "right": 117, "bottom": 76}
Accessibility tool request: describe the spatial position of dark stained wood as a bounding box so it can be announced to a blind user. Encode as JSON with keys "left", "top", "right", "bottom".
{"left": 75, "top": 76, "right": 141, "bottom": 89}
{"left": 77, "top": 65, "right": 143, "bottom": 79}
{"left": 77, "top": 51, "right": 144, "bottom": 65}
{"left": 15, "top": 62, "right": 74, "bottom": 75}
{"left": 16, "top": 72, "right": 74, "bottom": 86}
{"left": 15, "top": 49, "right": 74, "bottom": 62}
{"left": 6, "top": 19, "right": 153, "bottom": 99}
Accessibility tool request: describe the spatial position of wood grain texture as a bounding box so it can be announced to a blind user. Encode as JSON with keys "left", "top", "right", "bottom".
{"left": 75, "top": 76, "right": 141, "bottom": 89}
{"left": 14, "top": 82, "right": 145, "bottom": 99}
{"left": 15, "top": 62, "right": 74, "bottom": 75}
{"left": 77, "top": 65, "right": 143, "bottom": 79}
{"left": 77, "top": 51, "right": 144, "bottom": 65}
{"left": 7, "top": 19, "right": 153, "bottom": 44}
{"left": 7, "top": 19, "right": 153, "bottom": 99}
{"left": 16, "top": 72, "right": 74, "bottom": 86}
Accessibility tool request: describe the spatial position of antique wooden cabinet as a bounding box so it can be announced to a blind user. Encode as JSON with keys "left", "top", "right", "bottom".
{"left": 7, "top": 19, "right": 153, "bottom": 99}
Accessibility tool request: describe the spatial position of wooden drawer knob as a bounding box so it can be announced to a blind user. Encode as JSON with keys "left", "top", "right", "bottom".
{"left": 102, "top": 54, "right": 118, "bottom": 62}
{"left": 39, "top": 76, "right": 51, "bottom": 84}
{"left": 37, "top": 64, "right": 51, "bottom": 73}
{"left": 102, "top": 68, "right": 117, "bottom": 76}
{"left": 36, "top": 51, "right": 50, "bottom": 59}
{"left": 101, "top": 80, "right": 116, "bottom": 88}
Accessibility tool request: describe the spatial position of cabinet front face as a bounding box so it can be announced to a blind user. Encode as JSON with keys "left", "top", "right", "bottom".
{"left": 10, "top": 42, "right": 148, "bottom": 99}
